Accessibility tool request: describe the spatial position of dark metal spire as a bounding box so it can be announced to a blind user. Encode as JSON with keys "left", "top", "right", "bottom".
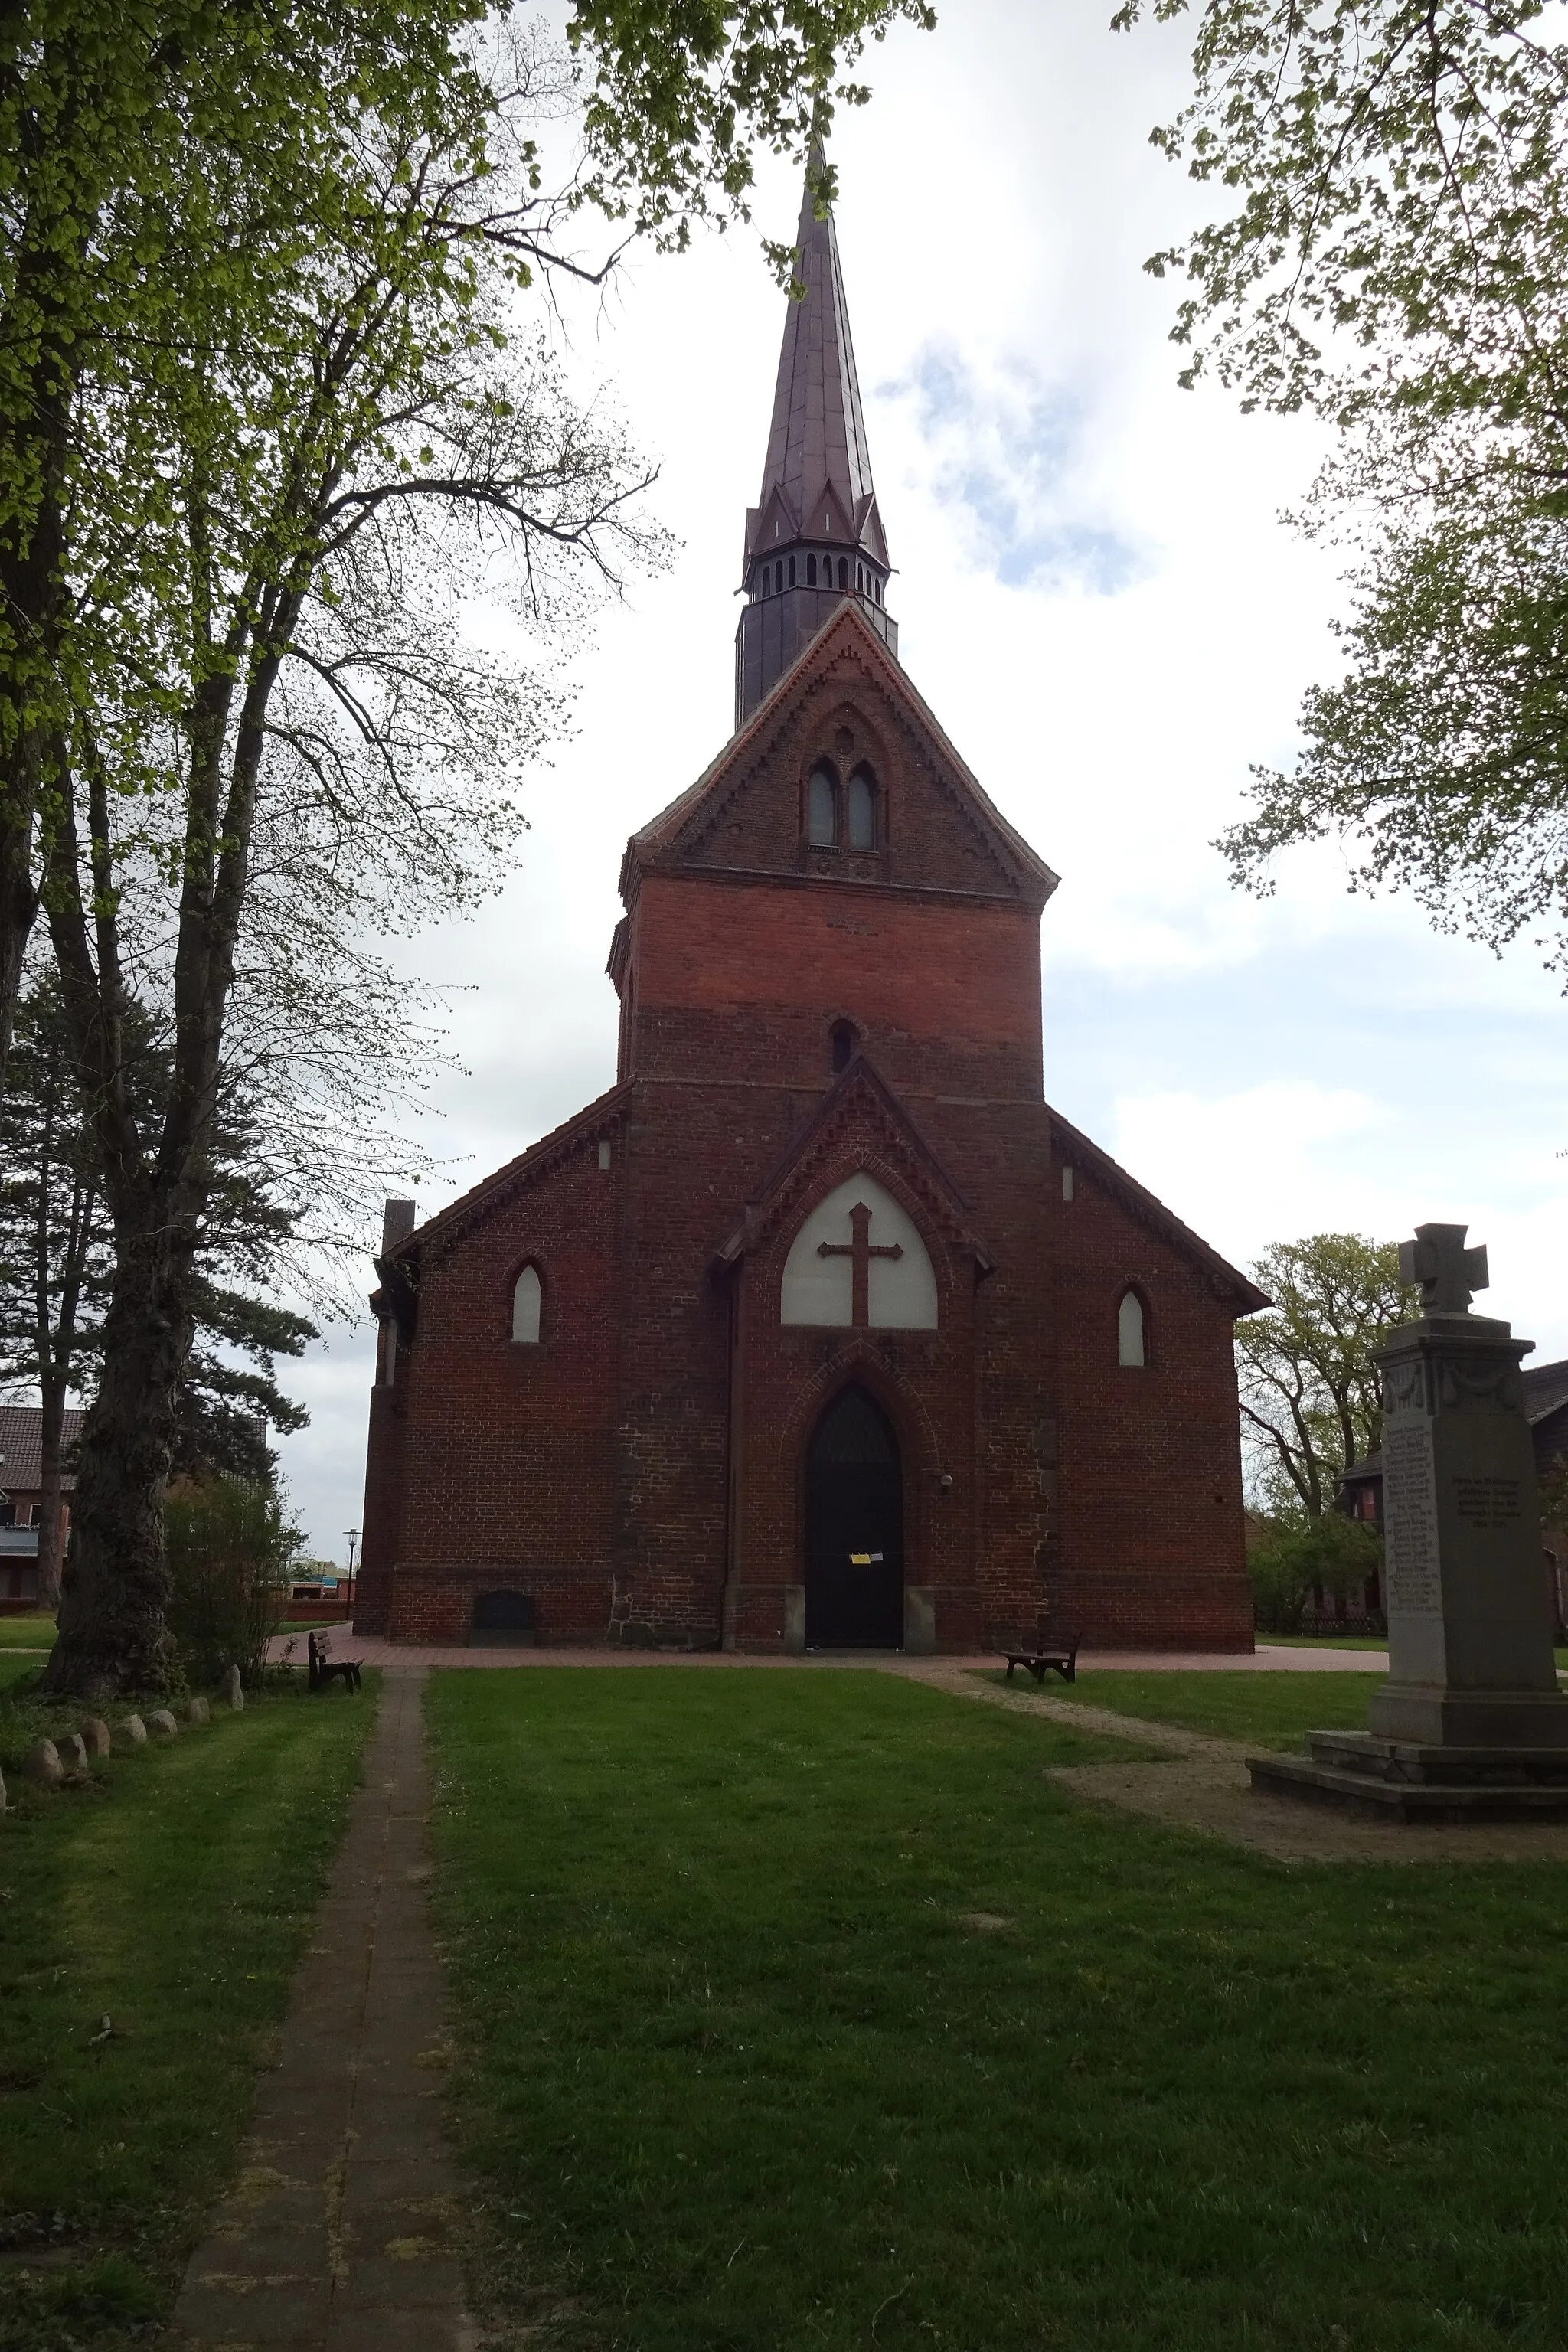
{"left": 734, "top": 151, "right": 897, "bottom": 727}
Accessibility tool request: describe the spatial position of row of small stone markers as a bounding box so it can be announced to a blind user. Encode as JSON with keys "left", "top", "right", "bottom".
{"left": 0, "top": 1663, "right": 247, "bottom": 1815}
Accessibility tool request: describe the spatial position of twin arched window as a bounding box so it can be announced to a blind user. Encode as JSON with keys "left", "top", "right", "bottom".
{"left": 807, "top": 760, "right": 880, "bottom": 851}
{"left": 512, "top": 1264, "right": 542, "bottom": 1345}
{"left": 1118, "top": 1289, "right": 1146, "bottom": 1367}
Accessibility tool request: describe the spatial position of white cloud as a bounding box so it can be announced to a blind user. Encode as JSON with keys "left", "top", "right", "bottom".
{"left": 1110, "top": 1083, "right": 1394, "bottom": 1264}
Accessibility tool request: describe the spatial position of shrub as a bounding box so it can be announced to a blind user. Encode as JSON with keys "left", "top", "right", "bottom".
{"left": 1248, "top": 1514, "right": 1384, "bottom": 1635}
{"left": 165, "top": 1476, "right": 299, "bottom": 1687}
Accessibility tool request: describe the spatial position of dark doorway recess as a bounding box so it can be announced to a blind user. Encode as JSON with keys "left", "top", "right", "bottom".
{"left": 805, "top": 1384, "right": 904, "bottom": 1648}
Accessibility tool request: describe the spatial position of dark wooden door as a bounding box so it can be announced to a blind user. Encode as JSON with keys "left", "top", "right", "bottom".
{"left": 805, "top": 1386, "right": 904, "bottom": 1648}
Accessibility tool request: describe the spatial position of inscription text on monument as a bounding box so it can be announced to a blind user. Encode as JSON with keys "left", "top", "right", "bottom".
{"left": 1383, "top": 1419, "right": 1440, "bottom": 1613}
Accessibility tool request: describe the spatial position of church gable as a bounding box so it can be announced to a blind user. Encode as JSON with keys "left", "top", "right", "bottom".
{"left": 719, "top": 1054, "right": 988, "bottom": 1285}
{"left": 628, "top": 606, "right": 1057, "bottom": 910}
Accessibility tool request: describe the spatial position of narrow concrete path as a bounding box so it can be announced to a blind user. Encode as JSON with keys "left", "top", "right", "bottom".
{"left": 170, "top": 1669, "right": 473, "bottom": 2350}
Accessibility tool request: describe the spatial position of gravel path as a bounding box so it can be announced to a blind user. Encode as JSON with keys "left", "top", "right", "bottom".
{"left": 910, "top": 1665, "right": 1568, "bottom": 1866}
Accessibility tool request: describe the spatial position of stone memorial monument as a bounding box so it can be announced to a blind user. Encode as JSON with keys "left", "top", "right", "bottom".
{"left": 1250, "top": 1223, "right": 1568, "bottom": 1819}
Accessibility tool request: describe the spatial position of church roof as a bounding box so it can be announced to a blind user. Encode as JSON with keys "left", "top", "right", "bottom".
{"left": 744, "top": 149, "right": 882, "bottom": 567}
{"left": 1047, "top": 1109, "right": 1270, "bottom": 1316}
{"left": 1524, "top": 1357, "right": 1568, "bottom": 1423}
{"left": 0, "top": 1404, "right": 84, "bottom": 1495}
{"left": 378, "top": 1082, "right": 631, "bottom": 1266}
{"left": 621, "top": 599, "right": 1059, "bottom": 909}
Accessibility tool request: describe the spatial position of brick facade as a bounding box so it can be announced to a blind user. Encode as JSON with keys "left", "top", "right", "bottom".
{"left": 358, "top": 608, "right": 1263, "bottom": 1652}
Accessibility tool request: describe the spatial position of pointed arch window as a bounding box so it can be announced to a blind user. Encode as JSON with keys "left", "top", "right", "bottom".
{"left": 847, "top": 767, "right": 877, "bottom": 851}
{"left": 806, "top": 553, "right": 818, "bottom": 586}
{"left": 1117, "top": 1289, "right": 1146, "bottom": 1367}
{"left": 808, "top": 763, "right": 838, "bottom": 847}
{"left": 512, "top": 1264, "right": 543, "bottom": 1345}
{"left": 788, "top": 554, "right": 797, "bottom": 587}
{"left": 761, "top": 564, "right": 771, "bottom": 596}
{"left": 838, "top": 556, "right": 848, "bottom": 590}
{"left": 830, "top": 1018, "right": 858, "bottom": 1074}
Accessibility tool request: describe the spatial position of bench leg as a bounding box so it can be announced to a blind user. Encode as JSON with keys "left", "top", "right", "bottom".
{"left": 1005, "top": 1660, "right": 1016, "bottom": 1679}
{"left": 1029, "top": 1661, "right": 1046, "bottom": 1684}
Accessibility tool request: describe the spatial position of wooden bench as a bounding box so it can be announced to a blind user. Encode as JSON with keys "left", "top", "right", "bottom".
{"left": 998, "top": 1628, "right": 1082, "bottom": 1684}
{"left": 308, "top": 1630, "right": 361, "bottom": 1693}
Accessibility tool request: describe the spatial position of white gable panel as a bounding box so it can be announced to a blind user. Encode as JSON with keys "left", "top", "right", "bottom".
{"left": 779, "top": 1174, "right": 938, "bottom": 1328}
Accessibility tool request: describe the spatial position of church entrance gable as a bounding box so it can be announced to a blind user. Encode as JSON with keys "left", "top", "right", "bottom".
{"left": 804, "top": 1383, "right": 903, "bottom": 1648}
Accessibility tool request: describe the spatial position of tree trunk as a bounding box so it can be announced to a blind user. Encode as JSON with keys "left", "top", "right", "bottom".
{"left": 0, "top": 797, "right": 40, "bottom": 1091}
{"left": 41, "top": 1207, "right": 194, "bottom": 1699}
{"left": 0, "top": 374, "right": 71, "bottom": 1096}
{"left": 34, "top": 1372, "right": 67, "bottom": 1615}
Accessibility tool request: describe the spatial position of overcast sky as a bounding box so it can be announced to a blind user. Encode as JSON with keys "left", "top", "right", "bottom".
{"left": 279, "top": 0, "right": 1568, "bottom": 1566}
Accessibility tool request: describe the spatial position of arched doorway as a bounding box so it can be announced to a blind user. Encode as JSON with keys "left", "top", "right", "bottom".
{"left": 805, "top": 1384, "right": 904, "bottom": 1648}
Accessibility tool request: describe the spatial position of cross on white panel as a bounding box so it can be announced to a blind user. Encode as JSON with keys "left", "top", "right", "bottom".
{"left": 779, "top": 1174, "right": 938, "bottom": 1328}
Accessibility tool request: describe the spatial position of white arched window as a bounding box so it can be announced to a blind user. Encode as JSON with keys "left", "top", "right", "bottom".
{"left": 512, "top": 1265, "right": 542, "bottom": 1344}
{"left": 808, "top": 763, "right": 838, "bottom": 847}
{"left": 1118, "top": 1289, "right": 1145, "bottom": 1367}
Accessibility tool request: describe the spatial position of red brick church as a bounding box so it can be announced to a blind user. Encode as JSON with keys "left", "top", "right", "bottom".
{"left": 355, "top": 165, "right": 1266, "bottom": 1653}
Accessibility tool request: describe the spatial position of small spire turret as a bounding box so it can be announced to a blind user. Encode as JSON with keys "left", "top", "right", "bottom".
{"left": 734, "top": 151, "right": 897, "bottom": 727}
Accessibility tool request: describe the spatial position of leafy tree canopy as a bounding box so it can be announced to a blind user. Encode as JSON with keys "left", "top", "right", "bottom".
{"left": 1120, "top": 0, "right": 1568, "bottom": 974}
{"left": 1237, "top": 1231, "right": 1418, "bottom": 1518}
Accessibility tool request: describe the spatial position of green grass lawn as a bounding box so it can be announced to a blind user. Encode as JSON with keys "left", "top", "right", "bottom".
{"left": 0, "top": 1670, "right": 376, "bottom": 2349}
{"left": 0, "top": 1650, "right": 47, "bottom": 1697}
{"left": 0, "top": 1612, "right": 59, "bottom": 1651}
{"left": 1036, "top": 1667, "right": 1383, "bottom": 1751}
{"left": 428, "top": 1668, "right": 1568, "bottom": 2352}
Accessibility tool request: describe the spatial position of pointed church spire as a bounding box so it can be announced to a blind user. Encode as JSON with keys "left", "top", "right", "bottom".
{"left": 734, "top": 149, "right": 897, "bottom": 728}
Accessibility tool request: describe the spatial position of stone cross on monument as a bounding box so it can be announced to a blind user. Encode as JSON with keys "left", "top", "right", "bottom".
{"left": 818, "top": 1200, "right": 903, "bottom": 1328}
{"left": 1398, "top": 1221, "right": 1489, "bottom": 1315}
{"left": 1250, "top": 1221, "right": 1568, "bottom": 1820}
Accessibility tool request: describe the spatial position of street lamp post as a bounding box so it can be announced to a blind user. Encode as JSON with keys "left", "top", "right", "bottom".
{"left": 345, "top": 1527, "right": 359, "bottom": 1622}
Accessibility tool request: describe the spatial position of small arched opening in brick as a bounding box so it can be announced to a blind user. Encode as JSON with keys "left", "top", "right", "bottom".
{"left": 512, "top": 1263, "right": 543, "bottom": 1345}
{"left": 1117, "top": 1287, "right": 1147, "bottom": 1367}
